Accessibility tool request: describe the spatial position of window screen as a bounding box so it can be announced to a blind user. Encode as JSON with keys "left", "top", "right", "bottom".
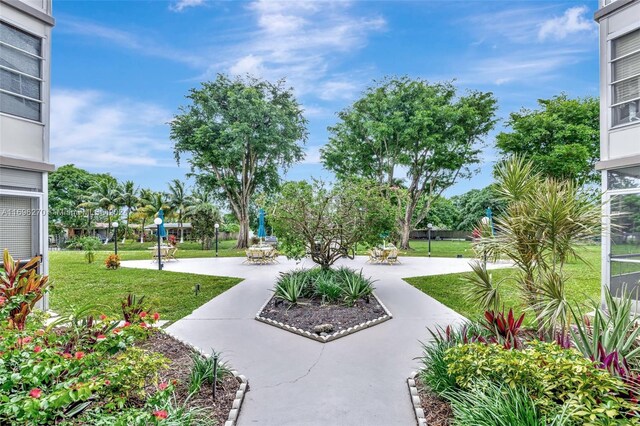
{"left": 612, "top": 29, "right": 640, "bottom": 126}
{"left": 0, "top": 195, "right": 39, "bottom": 260}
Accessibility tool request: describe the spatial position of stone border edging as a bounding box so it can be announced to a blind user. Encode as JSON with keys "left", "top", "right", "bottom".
{"left": 407, "top": 371, "right": 427, "bottom": 426}
{"left": 162, "top": 329, "right": 249, "bottom": 426}
{"left": 254, "top": 292, "right": 393, "bottom": 343}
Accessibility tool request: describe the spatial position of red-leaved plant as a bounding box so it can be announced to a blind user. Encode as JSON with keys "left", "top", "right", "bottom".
{"left": 0, "top": 249, "right": 49, "bottom": 330}
{"left": 593, "top": 343, "right": 640, "bottom": 406}
{"left": 481, "top": 309, "right": 525, "bottom": 349}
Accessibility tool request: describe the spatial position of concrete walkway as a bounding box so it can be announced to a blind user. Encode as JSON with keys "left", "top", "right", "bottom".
{"left": 122, "top": 256, "right": 510, "bottom": 426}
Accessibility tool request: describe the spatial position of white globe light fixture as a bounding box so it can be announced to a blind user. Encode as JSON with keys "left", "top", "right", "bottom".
{"left": 154, "top": 217, "right": 162, "bottom": 226}
{"left": 214, "top": 223, "right": 220, "bottom": 256}
{"left": 154, "top": 217, "right": 163, "bottom": 270}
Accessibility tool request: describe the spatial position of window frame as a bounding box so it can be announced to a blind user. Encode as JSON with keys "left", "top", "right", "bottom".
{"left": 608, "top": 25, "right": 640, "bottom": 129}
{"left": 0, "top": 20, "right": 43, "bottom": 122}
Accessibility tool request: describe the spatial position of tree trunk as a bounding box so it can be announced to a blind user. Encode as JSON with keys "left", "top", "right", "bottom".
{"left": 400, "top": 220, "right": 412, "bottom": 250}
{"left": 140, "top": 218, "right": 146, "bottom": 243}
{"left": 236, "top": 215, "right": 250, "bottom": 249}
{"left": 180, "top": 222, "right": 184, "bottom": 243}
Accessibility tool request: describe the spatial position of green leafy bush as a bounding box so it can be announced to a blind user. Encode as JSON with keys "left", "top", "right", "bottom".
{"left": 313, "top": 273, "right": 342, "bottom": 303}
{"left": 336, "top": 267, "right": 374, "bottom": 306}
{"left": 273, "top": 271, "right": 308, "bottom": 304}
{"left": 445, "top": 342, "right": 635, "bottom": 423}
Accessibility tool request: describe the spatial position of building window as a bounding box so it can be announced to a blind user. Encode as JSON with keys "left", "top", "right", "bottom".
{"left": 0, "top": 21, "right": 42, "bottom": 121}
{"left": 611, "top": 28, "right": 640, "bottom": 127}
{"left": 609, "top": 192, "right": 640, "bottom": 295}
{"left": 0, "top": 195, "right": 40, "bottom": 260}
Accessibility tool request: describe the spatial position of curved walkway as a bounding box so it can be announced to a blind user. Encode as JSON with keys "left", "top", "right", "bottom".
{"left": 122, "top": 256, "right": 510, "bottom": 426}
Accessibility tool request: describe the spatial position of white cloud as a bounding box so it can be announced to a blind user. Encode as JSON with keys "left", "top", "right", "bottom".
{"left": 301, "top": 145, "right": 322, "bottom": 165}
{"left": 220, "top": 0, "right": 385, "bottom": 98}
{"left": 51, "top": 89, "right": 174, "bottom": 169}
{"left": 538, "top": 6, "right": 597, "bottom": 41}
{"left": 58, "top": 17, "right": 205, "bottom": 68}
{"left": 169, "top": 0, "right": 206, "bottom": 12}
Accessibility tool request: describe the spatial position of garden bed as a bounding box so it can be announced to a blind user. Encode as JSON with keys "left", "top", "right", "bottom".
{"left": 408, "top": 372, "right": 451, "bottom": 426}
{"left": 256, "top": 293, "right": 392, "bottom": 342}
{"left": 135, "top": 331, "right": 243, "bottom": 425}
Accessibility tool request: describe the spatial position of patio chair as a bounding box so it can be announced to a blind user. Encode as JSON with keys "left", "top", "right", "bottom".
{"left": 367, "top": 249, "right": 380, "bottom": 263}
{"left": 386, "top": 249, "right": 400, "bottom": 264}
{"left": 167, "top": 247, "right": 178, "bottom": 262}
{"left": 264, "top": 249, "right": 279, "bottom": 264}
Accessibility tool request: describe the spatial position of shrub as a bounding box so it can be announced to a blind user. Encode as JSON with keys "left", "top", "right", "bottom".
{"left": 188, "top": 350, "right": 231, "bottom": 394}
{"left": 121, "top": 293, "right": 155, "bottom": 324}
{"left": 338, "top": 268, "right": 374, "bottom": 306}
{"left": 313, "top": 273, "right": 342, "bottom": 303}
{"left": 70, "top": 236, "right": 102, "bottom": 264}
{"left": 273, "top": 272, "right": 308, "bottom": 305}
{"left": 480, "top": 308, "right": 525, "bottom": 349}
{"left": 445, "top": 381, "right": 563, "bottom": 426}
{"left": 445, "top": 342, "right": 634, "bottom": 423}
{"left": 0, "top": 250, "right": 49, "bottom": 330}
{"left": 105, "top": 254, "right": 121, "bottom": 270}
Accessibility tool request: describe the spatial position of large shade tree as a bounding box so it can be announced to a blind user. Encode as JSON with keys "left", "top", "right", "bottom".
{"left": 170, "top": 74, "right": 308, "bottom": 248}
{"left": 321, "top": 77, "right": 497, "bottom": 249}
{"left": 495, "top": 94, "right": 599, "bottom": 184}
{"left": 269, "top": 180, "right": 397, "bottom": 269}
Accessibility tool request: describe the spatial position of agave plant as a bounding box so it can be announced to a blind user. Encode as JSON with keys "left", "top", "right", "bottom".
{"left": 340, "top": 269, "right": 374, "bottom": 306}
{"left": 0, "top": 249, "right": 49, "bottom": 330}
{"left": 273, "top": 272, "right": 307, "bottom": 305}
{"left": 570, "top": 286, "right": 640, "bottom": 362}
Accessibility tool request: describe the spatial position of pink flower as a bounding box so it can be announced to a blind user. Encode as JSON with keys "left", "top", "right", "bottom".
{"left": 104, "top": 379, "right": 111, "bottom": 386}
{"left": 29, "top": 388, "right": 42, "bottom": 398}
{"left": 158, "top": 382, "right": 168, "bottom": 390}
{"left": 96, "top": 334, "right": 106, "bottom": 341}
{"left": 75, "top": 351, "right": 85, "bottom": 360}
{"left": 140, "top": 322, "right": 147, "bottom": 328}
{"left": 99, "top": 314, "right": 107, "bottom": 321}
{"left": 153, "top": 312, "right": 160, "bottom": 321}
{"left": 113, "top": 328, "right": 121, "bottom": 334}
{"left": 34, "top": 346, "right": 42, "bottom": 353}
{"left": 123, "top": 321, "right": 131, "bottom": 327}
{"left": 62, "top": 352, "right": 72, "bottom": 359}
{"left": 0, "top": 296, "right": 6, "bottom": 306}
{"left": 23, "top": 336, "right": 32, "bottom": 343}
{"left": 153, "top": 410, "right": 168, "bottom": 420}
{"left": 139, "top": 311, "right": 147, "bottom": 319}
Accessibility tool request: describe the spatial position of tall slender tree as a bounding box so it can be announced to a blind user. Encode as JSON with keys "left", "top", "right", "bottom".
{"left": 79, "top": 179, "right": 120, "bottom": 242}
{"left": 168, "top": 179, "right": 189, "bottom": 243}
{"left": 136, "top": 188, "right": 154, "bottom": 243}
{"left": 170, "top": 74, "right": 308, "bottom": 248}
{"left": 117, "top": 180, "right": 139, "bottom": 243}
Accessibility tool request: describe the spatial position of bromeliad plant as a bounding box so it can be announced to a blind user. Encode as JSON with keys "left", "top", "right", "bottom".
{"left": 0, "top": 249, "right": 49, "bottom": 330}
{"left": 481, "top": 309, "right": 525, "bottom": 350}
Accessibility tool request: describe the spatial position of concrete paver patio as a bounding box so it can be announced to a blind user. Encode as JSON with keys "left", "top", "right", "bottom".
{"left": 122, "top": 255, "right": 510, "bottom": 426}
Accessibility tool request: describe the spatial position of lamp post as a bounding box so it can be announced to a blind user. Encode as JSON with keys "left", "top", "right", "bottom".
{"left": 112, "top": 222, "right": 119, "bottom": 255}
{"left": 427, "top": 223, "right": 433, "bottom": 257}
{"left": 214, "top": 223, "right": 219, "bottom": 257}
{"left": 154, "top": 217, "right": 163, "bottom": 271}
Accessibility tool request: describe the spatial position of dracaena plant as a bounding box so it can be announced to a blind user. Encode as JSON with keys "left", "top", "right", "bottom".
{"left": 0, "top": 249, "right": 49, "bottom": 330}
{"left": 481, "top": 308, "right": 525, "bottom": 349}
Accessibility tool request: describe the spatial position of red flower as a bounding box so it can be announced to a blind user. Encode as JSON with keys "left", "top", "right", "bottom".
{"left": 62, "top": 352, "right": 72, "bottom": 359}
{"left": 158, "top": 382, "right": 168, "bottom": 390}
{"left": 153, "top": 312, "right": 160, "bottom": 321}
{"left": 96, "top": 334, "right": 106, "bottom": 341}
{"left": 29, "top": 388, "right": 42, "bottom": 398}
{"left": 123, "top": 321, "right": 131, "bottom": 327}
{"left": 0, "top": 296, "right": 6, "bottom": 306}
{"left": 104, "top": 379, "right": 111, "bottom": 386}
{"left": 75, "top": 351, "right": 85, "bottom": 360}
{"left": 34, "top": 346, "right": 42, "bottom": 353}
{"left": 99, "top": 314, "right": 107, "bottom": 321}
{"left": 139, "top": 311, "right": 147, "bottom": 319}
{"left": 153, "top": 410, "right": 168, "bottom": 420}
{"left": 17, "top": 336, "right": 33, "bottom": 345}
{"left": 140, "top": 322, "right": 148, "bottom": 328}
{"left": 113, "top": 328, "right": 121, "bottom": 334}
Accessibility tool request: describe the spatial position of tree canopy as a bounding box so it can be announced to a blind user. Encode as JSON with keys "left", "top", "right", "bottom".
{"left": 171, "top": 74, "right": 308, "bottom": 248}
{"left": 269, "top": 180, "right": 396, "bottom": 269}
{"left": 321, "top": 76, "right": 497, "bottom": 248}
{"left": 451, "top": 186, "right": 507, "bottom": 231}
{"left": 495, "top": 94, "right": 599, "bottom": 184}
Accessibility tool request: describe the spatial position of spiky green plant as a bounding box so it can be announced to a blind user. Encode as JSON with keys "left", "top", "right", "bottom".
{"left": 463, "top": 261, "right": 504, "bottom": 312}
{"left": 188, "top": 350, "right": 231, "bottom": 394}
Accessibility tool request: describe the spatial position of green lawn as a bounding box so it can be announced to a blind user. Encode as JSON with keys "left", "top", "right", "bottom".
{"left": 404, "top": 244, "right": 601, "bottom": 323}
{"left": 48, "top": 251, "right": 242, "bottom": 322}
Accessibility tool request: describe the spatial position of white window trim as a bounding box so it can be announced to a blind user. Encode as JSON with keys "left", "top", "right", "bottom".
{"left": 607, "top": 23, "right": 640, "bottom": 130}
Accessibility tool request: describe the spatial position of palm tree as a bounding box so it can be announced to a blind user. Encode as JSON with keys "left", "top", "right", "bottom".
{"left": 80, "top": 179, "right": 120, "bottom": 242}
{"left": 168, "top": 179, "right": 189, "bottom": 243}
{"left": 142, "top": 192, "right": 171, "bottom": 241}
{"left": 136, "top": 189, "right": 154, "bottom": 243}
{"left": 117, "top": 180, "right": 138, "bottom": 243}
{"left": 186, "top": 187, "right": 220, "bottom": 250}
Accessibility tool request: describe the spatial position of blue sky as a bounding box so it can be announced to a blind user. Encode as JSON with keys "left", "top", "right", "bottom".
{"left": 50, "top": 0, "right": 600, "bottom": 196}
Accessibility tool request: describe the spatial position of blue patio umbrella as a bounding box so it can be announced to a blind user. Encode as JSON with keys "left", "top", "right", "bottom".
{"left": 157, "top": 209, "right": 167, "bottom": 238}
{"left": 257, "top": 208, "right": 267, "bottom": 240}
{"left": 486, "top": 207, "right": 495, "bottom": 236}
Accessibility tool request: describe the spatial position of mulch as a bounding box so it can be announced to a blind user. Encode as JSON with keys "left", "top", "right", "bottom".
{"left": 136, "top": 330, "right": 241, "bottom": 424}
{"left": 258, "top": 296, "right": 387, "bottom": 334}
{"left": 415, "top": 375, "right": 453, "bottom": 426}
